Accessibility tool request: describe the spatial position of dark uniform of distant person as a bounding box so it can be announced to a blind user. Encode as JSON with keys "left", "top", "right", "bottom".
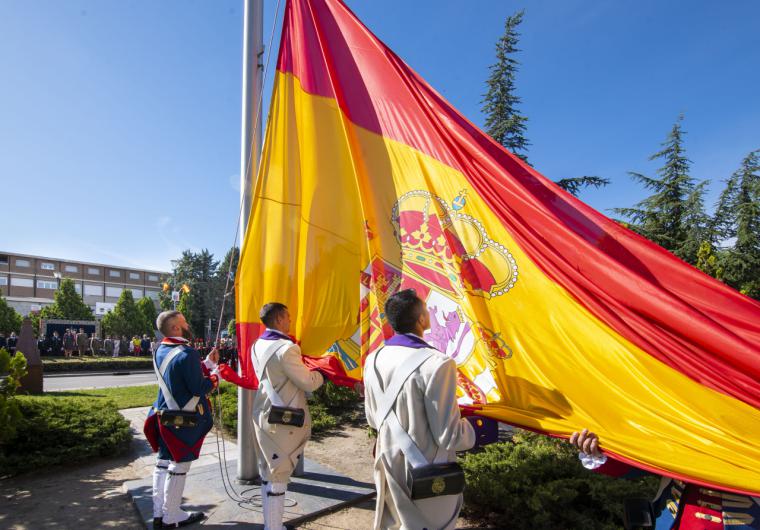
{"left": 570, "top": 429, "right": 760, "bottom": 529}
{"left": 143, "top": 310, "right": 219, "bottom": 528}
{"left": 141, "top": 335, "right": 152, "bottom": 357}
{"left": 364, "top": 289, "right": 476, "bottom": 530}
{"left": 63, "top": 329, "right": 76, "bottom": 358}
{"left": 37, "top": 335, "right": 49, "bottom": 356}
{"left": 104, "top": 336, "right": 115, "bottom": 357}
{"left": 75, "top": 328, "right": 87, "bottom": 356}
{"left": 251, "top": 302, "right": 324, "bottom": 530}
{"left": 49, "top": 331, "right": 63, "bottom": 356}
{"left": 7, "top": 332, "right": 18, "bottom": 354}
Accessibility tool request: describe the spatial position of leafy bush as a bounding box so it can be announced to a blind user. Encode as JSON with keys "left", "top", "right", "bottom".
{"left": 310, "top": 381, "right": 361, "bottom": 409}
{"left": 210, "top": 382, "right": 343, "bottom": 436}
{"left": 0, "top": 348, "right": 27, "bottom": 446}
{"left": 0, "top": 395, "right": 132, "bottom": 476}
{"left": 459, "top": 431, "right": 658, "bottom": 530}
{"left": 42, "top": 356, "right": 153, "bottom": 372}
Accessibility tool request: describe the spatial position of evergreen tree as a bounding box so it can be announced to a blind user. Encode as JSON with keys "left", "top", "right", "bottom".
{"left": 215, "top": 247, "right": 239, "bottom": 326}
{"left": 164, "top": 250, "right": 219, "bottom": 336}
{"left": 713, "top": 150, "right": 760, "bottom": 298}
{"left": 482, "top": 11, "right": 609, "bottom": 196}
{"left": 0, "top": 289, "right": 22, "bottom": 334}
{"left": 40, "top": 278, "right": 93, "bottom": 320}
{"left": 102, "top": 290, "right": 143, "bottom": 338}
{"left": 614, "top": 116, "right": 709, "bottom": 264}
{"left": 136, "top": 296, "right": 158, "bottom": 336}
{"left": 483, "top": 10, "right": 530, "bottom": 162}
{"left": 555, "top": 176, "right": 611, "bottom": 197}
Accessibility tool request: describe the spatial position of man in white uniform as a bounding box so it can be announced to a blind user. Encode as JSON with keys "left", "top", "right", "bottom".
{"left": 251, "top": 302, "right": 324, "bottom": 530}
{"left": 364, "top": 289, "right": 476, "bottom": 530}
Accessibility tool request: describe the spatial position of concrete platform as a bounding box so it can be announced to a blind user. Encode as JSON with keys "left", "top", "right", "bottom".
{"left": 120, "top": 407, "right": 375, "bottom": 529}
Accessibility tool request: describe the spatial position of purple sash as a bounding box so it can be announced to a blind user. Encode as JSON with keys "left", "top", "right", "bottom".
{"left": 385, "top": 333, "right": 435, "bottom": 350}
{"left": 260, "top": 329, "right": 292, "bottom": 342}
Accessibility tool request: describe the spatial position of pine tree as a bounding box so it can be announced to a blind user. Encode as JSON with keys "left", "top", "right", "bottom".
{"left": 614, "top": 116, "right": 709, "bottom": 264}
{"left": 555, "top": 176, "right": 611, "bottom": 197}
{"left": 483, "top": 10, "right": 530, "bottom": 162}
{"left": 713, "top": 150, "right": 760, "bottom": 298}
{"left": 0, "top": 289, "right": 22, "bottom": 334}
{"left": 482, "top": 11, "right": 608, "bottom": 196}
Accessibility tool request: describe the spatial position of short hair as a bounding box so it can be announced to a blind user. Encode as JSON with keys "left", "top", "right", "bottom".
{"left": 156, "top": 310, "right": 182, "bottom": 336}
{"left": 384, "top": 289, "right": 424, "bottom": 334}
{"left": 260, "top": 302, "right": 288, "bottom": 328}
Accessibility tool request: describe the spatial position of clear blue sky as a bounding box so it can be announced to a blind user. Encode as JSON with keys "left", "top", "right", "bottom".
{"left": 2, "top": 0, "right": 758, "bottom": 271}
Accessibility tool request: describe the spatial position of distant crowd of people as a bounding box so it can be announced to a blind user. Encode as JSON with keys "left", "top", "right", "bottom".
{"left": 34, "top": 328, "right": 160, "bottom": 358}
{"left": 24, "top": 327, "right": 238, "bottom": 365}
{"left": 0, "top": 332, "right": 18, "bottom": 354}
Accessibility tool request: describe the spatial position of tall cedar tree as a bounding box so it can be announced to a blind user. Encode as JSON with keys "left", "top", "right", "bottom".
{"left": 483, "top": 10, "right": 530, "bottom": 163}
{"left": 713, "top": 150, "right": 760, "bottom": 298}
{"left": 482, "top": 11, "right": 608, "bottom": 196}
{"left": 614, "top": 116, "right": 709, "bottom": 264}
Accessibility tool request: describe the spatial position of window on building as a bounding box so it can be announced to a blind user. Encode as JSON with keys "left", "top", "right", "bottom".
{"left": 0, "top": 255, "right": 8, "bottom": 265}
{"left": 84, "top": 284, "right": 103, "bottom": 296}
{"left": 131, "top": 288, "right": 144, "bottom": 299}
{"left": 15, "top": 259, "right": 30, "bottom": 268}
{"left": 37, "top": 280, "right": 58, "bottom": 290}
{"left": 74, "top": 283, "right": 82, "bottom": 294}
{"left": 10, "top": 277, "right": 34, "bottom": 288}
{"left": 105, "top": 286, "right": 123, "bottom": 297}
{"left": 87, "top": 267, "right": 100, "bottom": 275}
{"left": 0, "top": 277, "right": 7, "bottom": 286}
{"left": 148, "top": 274, "right": 159, "bottom": 282}
{"left": 109, "top": 270, "right": 121, "bottom": 278}
{"left": 64, "top": 265, "right": 78, "bottom": 273}
{"left": 40, "top": 262, "right": 55, "bottom": 270}
{"left": 128, "top": 272, "right": 140, "bottom": 280}
{"left": 146, "top": 290, "right": 160, "bottom": 300}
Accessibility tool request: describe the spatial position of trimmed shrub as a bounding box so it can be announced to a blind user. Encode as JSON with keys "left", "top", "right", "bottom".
{"left": 310, "top": 381, "right": 361, "bottom": 409}
{"left": 42, "top": 356, "right": 153, "bottom": 373}
{"left": 0, "top": 395, "right": 132, "bottom": 476}
{"left": 459, "top": 431, "right": 658, "bottom": 530}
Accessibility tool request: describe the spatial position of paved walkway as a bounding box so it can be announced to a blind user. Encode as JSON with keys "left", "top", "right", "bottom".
{"left": 120, "top": 408, "right": 375, "bottom": 529}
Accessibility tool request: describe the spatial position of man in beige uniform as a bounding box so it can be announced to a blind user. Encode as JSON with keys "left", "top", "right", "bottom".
{"left": 364, "top": 289, "right": 476, "bottom": 530}
{"left": 251, "top": 302, "right": 324, "bottom": 530}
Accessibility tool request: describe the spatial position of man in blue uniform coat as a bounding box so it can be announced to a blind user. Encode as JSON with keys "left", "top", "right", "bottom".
{"left": 144, "top": 310, "right": 219, "bottom": 529}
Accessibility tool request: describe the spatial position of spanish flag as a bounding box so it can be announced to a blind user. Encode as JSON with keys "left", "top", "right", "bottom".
{"left": 235, "top": 0, "right": 760, "bottom": 495}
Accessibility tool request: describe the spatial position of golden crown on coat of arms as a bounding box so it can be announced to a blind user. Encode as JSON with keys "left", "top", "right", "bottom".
{"left": 391, "top": 190, "right": 518, "bottom": 299}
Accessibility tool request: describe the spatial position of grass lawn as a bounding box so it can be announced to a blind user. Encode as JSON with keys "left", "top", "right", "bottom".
{"left": 46, "top": 384, "right": 158, "bottom": 409}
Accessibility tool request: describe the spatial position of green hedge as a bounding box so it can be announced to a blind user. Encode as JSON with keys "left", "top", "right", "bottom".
{"left": 0, "top": 395, "right": 132, "bottom": 476}
{"left": 42, "top": 356, "right": 153, "bottom": 373}
{"left": 459, "top": 431, "right": 658, "bottom": 530}
{"left": 208, "top": 382, "right": 351, "bottom": 437}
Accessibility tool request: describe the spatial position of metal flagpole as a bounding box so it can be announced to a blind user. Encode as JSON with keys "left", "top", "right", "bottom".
{"left": 237, "top": 0, "right": 264, "bottom": 484}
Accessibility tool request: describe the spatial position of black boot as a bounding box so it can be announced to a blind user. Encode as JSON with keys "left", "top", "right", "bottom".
{"left": 162, "top": 512, "right": 205, "bottom": 528}
{"left": 152, "top": 517, "right": 163, "bottom": 529}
